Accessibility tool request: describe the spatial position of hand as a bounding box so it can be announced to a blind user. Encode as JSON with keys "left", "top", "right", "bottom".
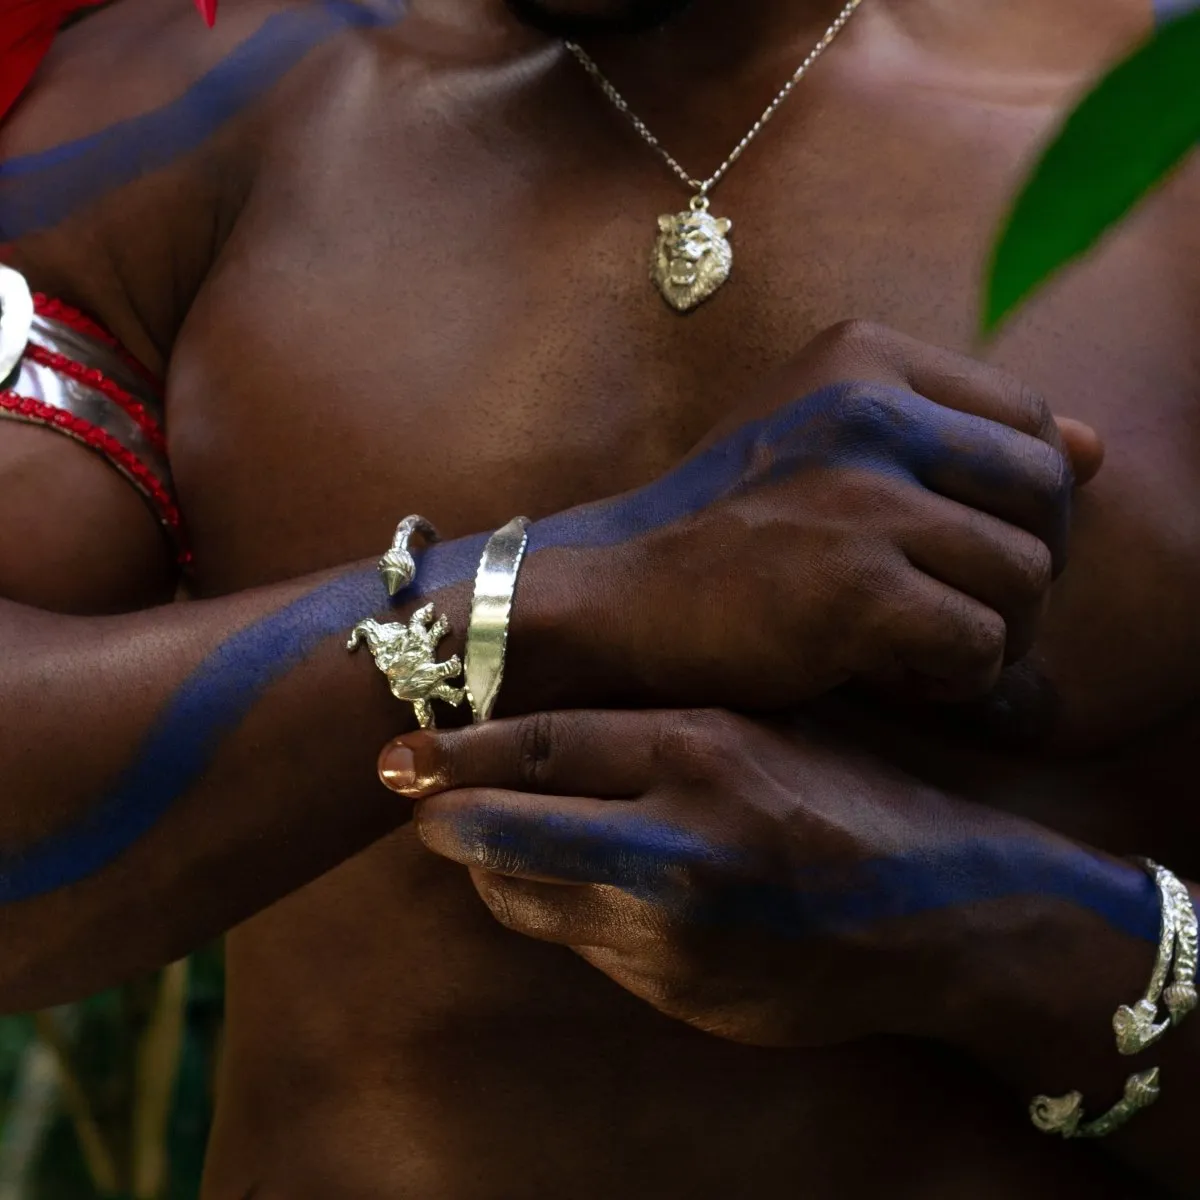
{"left": 379, "top": 707, "right": 1089, "bottom": 1048}
{"left": 383, "top": 714, "right": 1200, "bottom": 1196}
{"left": 569, "top": 320, "right": 1103, "bottom": 708}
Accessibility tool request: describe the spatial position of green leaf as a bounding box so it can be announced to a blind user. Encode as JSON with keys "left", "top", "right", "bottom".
{"left": 983, "top": 8, "right": 1200, "bottom": 334}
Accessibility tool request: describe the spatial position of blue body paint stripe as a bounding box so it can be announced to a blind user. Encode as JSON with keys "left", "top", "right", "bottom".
{"left": 0, "top": 390, "right": 778, "bottom": 901}
{"left": 0, "top": 0, "right": 404, "bottom": 240}
{"left": 0, "top": 384, "right": 1113, "bottom": 939}
{"left": 0, "top": 387, "right": 863, "bottom": 901}
{"left": 468, "top": 811, "right": 1162, "bottom": 944}
{"left": 730, "top": 839, "right": 1161, "bottom": 944}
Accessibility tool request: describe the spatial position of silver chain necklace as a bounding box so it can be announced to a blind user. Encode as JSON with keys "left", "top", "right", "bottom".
{"left": 565, "top": 0, "right": 864, "bottom": 312}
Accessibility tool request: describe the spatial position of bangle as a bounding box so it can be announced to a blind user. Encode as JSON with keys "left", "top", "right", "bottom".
{"left": 465, "top": 517, "right": 530, "bottom": 723}
{"left": 1030, "top": 859, "right": 1197, "bottom": 1140}
{"left": 1112, "top": 860, "right": 1179, "bottom": 1055}
{"left": 347, "top": 514, "right": 465, "bottom": 729}
{"left": 1160, "top": 865, "right": 1198, "bottom": 1026}
{"left": 1030, "top": 1068, "right": 1160, "bottom": 1140}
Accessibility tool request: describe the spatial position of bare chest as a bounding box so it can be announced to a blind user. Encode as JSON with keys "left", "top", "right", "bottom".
{"left": 168, "top": 66, "right": 1200, "bottom": 760}
{"left": 194, "top": 30, "right": 1191, "bottom": 1196}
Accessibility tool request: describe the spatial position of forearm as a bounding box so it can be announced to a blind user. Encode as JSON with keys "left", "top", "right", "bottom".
{"left": 925, "top": 843, "right": 1198, "bottom": 1193}
{"left": 0, "top": 535, "right": 607, "bottom": 1010}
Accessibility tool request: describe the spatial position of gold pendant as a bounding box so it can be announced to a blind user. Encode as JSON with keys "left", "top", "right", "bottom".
{"left": 651, "top": 195, "right": 733, "bottom": 313}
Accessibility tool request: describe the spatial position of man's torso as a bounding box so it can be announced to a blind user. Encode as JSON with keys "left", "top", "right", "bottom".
{"left": 4, "top": 0, "right": 1198, "bottom": 1193}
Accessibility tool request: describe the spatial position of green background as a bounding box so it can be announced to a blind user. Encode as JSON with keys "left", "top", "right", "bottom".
{"left": 0, "top": 949, "right": 223, "bottom": 1200}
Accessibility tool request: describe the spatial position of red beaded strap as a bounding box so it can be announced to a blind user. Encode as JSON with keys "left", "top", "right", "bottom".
{"left": 31, "top": 294, "right": 163, "bottom": 389}
{"left": 0, "top": 389, "right": 188, "bottom": 563}
{"left": 22, "top": 343, "right": 167, "bottom": 453}
{"left": 1, "top": 296, "right": 189, "bottom": 567}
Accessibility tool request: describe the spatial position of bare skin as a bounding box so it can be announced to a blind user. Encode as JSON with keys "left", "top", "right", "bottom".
{"left": 1, "top": 0, "right": 1198, "bottom": 1195}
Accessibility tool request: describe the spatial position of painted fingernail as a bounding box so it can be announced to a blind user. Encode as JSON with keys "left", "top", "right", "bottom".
{"left": 378, "top": 742, "right": 416, "bottom": 793}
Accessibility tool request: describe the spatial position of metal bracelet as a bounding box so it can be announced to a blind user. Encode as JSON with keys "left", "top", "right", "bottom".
{"left": 1112, "top": 860, "right": 1180, "bottom": 1055}
{"left": 464, "top": 517, "right": 530, "bottom": 723}
{"left": 347, "top": 514, "right": 465, "bottom": 729}
{"left": 1159, "top": 865, "right": 1198, "bottom": 1025}
{"left": 1030, "top": 1068, "right": 1161, "bottom": 1139}
{"left": 1030, "top": 858, "right": 1197, "bottom": 1141}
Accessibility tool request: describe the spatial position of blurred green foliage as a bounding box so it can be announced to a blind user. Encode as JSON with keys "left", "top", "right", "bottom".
{"left": 985, "top": 7, "right": 1200, "bottom": 332}
{"left": 0, "top": 948, "right": 224, "bottom": 1200}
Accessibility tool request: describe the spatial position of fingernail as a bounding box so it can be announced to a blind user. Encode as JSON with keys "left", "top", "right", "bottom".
{"left": 378, "top": 742, "right": 416, "bottom": 793}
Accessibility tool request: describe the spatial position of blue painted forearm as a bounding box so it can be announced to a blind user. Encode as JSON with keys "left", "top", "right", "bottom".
{"left": 0, "top": 382, "right": 1060, "bottom": 902}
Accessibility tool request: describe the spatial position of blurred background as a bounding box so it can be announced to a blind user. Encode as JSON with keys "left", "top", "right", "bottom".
{"left": 0, "top": 948, "right": 223, "bottom": 1199}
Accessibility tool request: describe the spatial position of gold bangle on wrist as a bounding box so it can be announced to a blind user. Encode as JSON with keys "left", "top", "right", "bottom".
{"left": 1030, "top": 858, "right": 1197, "bottom": 1140}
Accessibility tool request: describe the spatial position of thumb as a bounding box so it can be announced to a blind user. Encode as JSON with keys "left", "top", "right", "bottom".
{"left": 1055, "top": 416, "right": 1105, "bottom": 486}
{"left": 378, "top": 729, "right": 455, "bottom": 798}
{"left": 379, "top": 711, "right": 661, "bottom": 799}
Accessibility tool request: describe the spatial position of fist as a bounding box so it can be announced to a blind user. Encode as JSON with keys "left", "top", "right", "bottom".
{"left": 582, "top": 320, "right": 1102, "bottom": 708}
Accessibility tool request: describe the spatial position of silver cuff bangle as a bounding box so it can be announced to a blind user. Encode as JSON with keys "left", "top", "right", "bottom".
{"left": 465, "top": 516, "right": 531, "bottom": 723}
{"left": 1030, "top": 859, "right": 1198, "bottom": 1140}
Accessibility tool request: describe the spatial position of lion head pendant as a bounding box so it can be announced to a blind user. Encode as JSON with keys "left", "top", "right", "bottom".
{"left": 651, "top": 202, "right": 733, "bottom": 313}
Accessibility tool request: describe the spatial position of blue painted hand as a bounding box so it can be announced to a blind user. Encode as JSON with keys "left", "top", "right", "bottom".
{"left": 542, "top": 320, "right": 1103, "bottom": 710}
{"left": 379, "top": 709, "right": 1156, "bottom": 1047}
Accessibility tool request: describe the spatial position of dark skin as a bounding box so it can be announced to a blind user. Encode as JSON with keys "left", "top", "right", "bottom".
{"left": 0, "top": 0, "right": 1198, "bottom": 1195}
{"left": 390, "top": 708, "right": 1200, "bottom": 1194}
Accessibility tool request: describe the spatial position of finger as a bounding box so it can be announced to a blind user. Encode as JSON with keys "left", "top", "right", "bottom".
{"left": 899, "top": 495, "right": 1052, "bottom": 663}
{"left": 380, "top": 710, "right": 669, "bottom": 799}
{"left": 892, "top": 337, "right": 1069, "bottom": 456}
{"left": 871, "top": 571, "right": 1007, "bottom": 700}
{"left": 1055, "top": 417, "right": 1104, "bottom": 485}
{"left": 468, "top": 869, "right": 636, "bottom": 948}
{"left": 816, "top": 322, "right": 1102, "bottom": 482}
{"left": 894, "top": 395, "right": 1073, "bottom": 574}
{"left": 414, "top": 786, "right": 705, "bottom": 886}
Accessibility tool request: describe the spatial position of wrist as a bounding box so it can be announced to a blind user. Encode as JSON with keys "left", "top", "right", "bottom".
{"left": 500, "top": 541, "right": 643, "bottom": 713}
{"left": 924, "top": 845, "right": 1158, "bottom": 1097}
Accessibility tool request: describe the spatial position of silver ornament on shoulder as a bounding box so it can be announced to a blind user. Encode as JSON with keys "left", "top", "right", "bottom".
{"left": 651, "top": 197, "right": 732, "bottom": 313}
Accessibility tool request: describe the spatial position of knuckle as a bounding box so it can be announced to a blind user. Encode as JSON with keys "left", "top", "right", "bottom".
{"left": 822, "top": 318, "right": 892, "bottom": 358}
{"left": 653, "top": 710, "right": 743, "bottom": 780}
{"left": 1005, "top": 377, "right": 1055, "bottom": 439}
{"left": 476, "top": 876, "right": 522, "bottom": 932}
{"left": 513, "top": 710, "right": 556, "bottom": 790}
{"left": 939, "top": 593, "right": 1005, "bottom": 667}
{"left": 827, "top": 382, "right": 916, "bottom": 446}
{"left": 831, "top": 469, "right": 908, "bottom": 518}
{"left": 835, "top": 541, "right": 905, "bottom": 605}
{"left": 464, "top": 805, "right": 522, "bottom": 874}
{"left": 1024, "top": 440, "right": 1072, "bottom": 505}
{"left": 1011, "top": 534, "right": 1053, "bottom": 598}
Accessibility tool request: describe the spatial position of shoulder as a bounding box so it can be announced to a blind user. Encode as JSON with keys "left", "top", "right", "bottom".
{"left": 2, "top": 0, "right": 324, "bottom": 160}
{"left": 0, "top": 0, "right": 403, "bottom": 366}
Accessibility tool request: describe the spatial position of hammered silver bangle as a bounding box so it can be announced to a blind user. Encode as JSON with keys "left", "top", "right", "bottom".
{"left": 1030, "top": 859, "right": 1198, "bottom": 1140}
{"left": 464, "top": 516, "right": 530, "bottom": 723}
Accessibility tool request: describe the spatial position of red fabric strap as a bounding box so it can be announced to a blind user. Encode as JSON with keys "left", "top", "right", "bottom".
{"left": 0, "top": 0, "right": 214, "bottom": 128}
{"left": 0, "top": 0, "right": 106, "bottom": 125}
{"left": 1, "top": 295, "right": 189, "bottom": 566}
